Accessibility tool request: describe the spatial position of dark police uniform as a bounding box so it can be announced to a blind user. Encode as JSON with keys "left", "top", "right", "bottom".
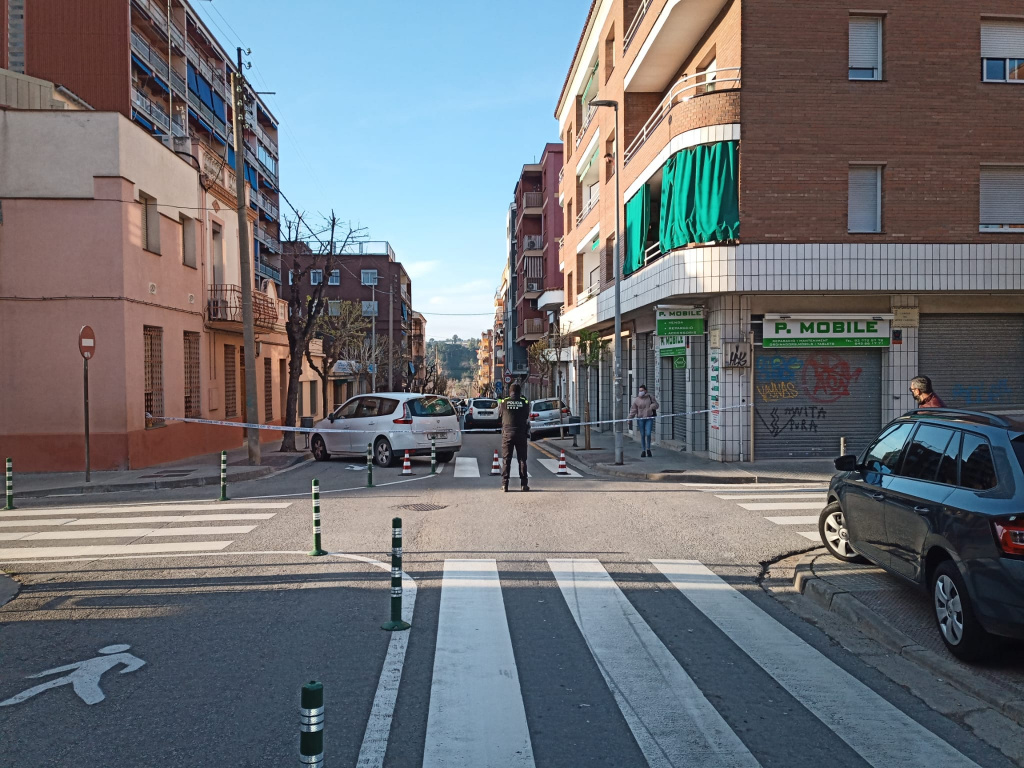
{"left": 498, "top": 393, "right": 530, "bottom": 490}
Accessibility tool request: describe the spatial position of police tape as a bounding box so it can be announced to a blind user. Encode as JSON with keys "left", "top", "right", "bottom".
{"left": 154, "top": 403, "right": 753, "bottom": 436}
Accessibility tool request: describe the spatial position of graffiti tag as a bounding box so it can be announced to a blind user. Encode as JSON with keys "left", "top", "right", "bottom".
{"left": 757, "top": 381, "right": 799, "bottom": 403}
{"left": 951, "top": 379, "right": 1011, "bottom": 405}
{"left": 756, "top": 355, "right": 803, "bottom": 384}
{"left": 801, "top": 354, "right": 862, "bottom": 404}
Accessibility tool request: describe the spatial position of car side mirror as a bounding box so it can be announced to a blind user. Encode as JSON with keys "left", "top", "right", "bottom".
{"left": 834, "top": 454, "right": 858, "bottom": 472}
{"left": 328, "top": 413, "right": 336, "bottom": 423}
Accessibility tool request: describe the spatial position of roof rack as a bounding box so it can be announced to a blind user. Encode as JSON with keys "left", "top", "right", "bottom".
{"left": 903, "top": 408, "right": 1014, "bottom": 428}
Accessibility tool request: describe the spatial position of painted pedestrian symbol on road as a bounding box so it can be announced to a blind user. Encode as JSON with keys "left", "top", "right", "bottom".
{"left": 0, "top": 644, "right": 145, "bottom": 707}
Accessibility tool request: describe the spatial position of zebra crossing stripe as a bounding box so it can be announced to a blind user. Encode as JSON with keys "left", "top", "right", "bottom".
{"left": 536, "top": 459, "right": 581, "bottom": 478}
{"left": 764, "top": 516, "right": 820, "bottom": 525}
{"left": 0, "top": 541, "right": 235, "bottom": 560}
{"left": 738, "top": 502, "right": 824, "bottom": 511}
{"left": 0, "top": 502, "right": 289, "bottom": 517}
{"left": 423, "top": 560, "right": 534, "bottom": 768}
{"left": 548, "top": 559, "right": 760, "bottom": 768}
{"left": 453, "top": 457, "right": 480, "bottom": 478}
{"left": 652, "top": 560, "right": 980, "bottom": 768}
{"left": 0, "top": 525, "right": 255, "bottom": 541}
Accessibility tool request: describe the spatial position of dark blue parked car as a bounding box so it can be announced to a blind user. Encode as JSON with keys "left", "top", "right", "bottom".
{"left": 820, "top": 408, "right": 1024, "bottom": 660}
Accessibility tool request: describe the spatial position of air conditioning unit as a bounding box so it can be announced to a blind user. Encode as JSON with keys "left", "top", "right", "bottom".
{"left": 526, "top": 281, "right": 541, "bottom": 292}
{"left": 523, "top": 235, "right": 543, "bottom": 250}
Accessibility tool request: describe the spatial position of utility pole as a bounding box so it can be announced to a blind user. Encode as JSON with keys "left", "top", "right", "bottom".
{"left": 388, "top": 275, "right": 394, "bottom": 391}
{"left": 371, "top": 283, "right": 377, "bottom": 392}
{"left": 231, "top": 46, "right": 260, "bottom": 465}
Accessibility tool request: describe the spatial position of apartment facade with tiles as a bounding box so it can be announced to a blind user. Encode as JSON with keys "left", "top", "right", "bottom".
{"left": 556, "top": 0, "right": 1024, "bottom": 462}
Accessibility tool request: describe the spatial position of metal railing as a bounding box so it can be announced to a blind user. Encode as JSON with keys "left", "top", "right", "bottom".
{"left": 132, "top": 87, "right": 170, "bottom": 131}
{"left": 576, "top": 192, "right": 599, "bottom": 226}
{"left": 624, "top": 67, "right": 741, "bottom": 165}
{"left": 256, "top": 190, "right": 279, "bottom": 219}
{"left": 131, "top": 28, "right": 169, "bottom": 80}
{"left": 577, "top": 283, "right": 600, "bottom": 304}
{"left": 338, "top": 241, "right": 396, "bottom": 259}
{"left": 207, "top": 284, "right": 278, "bottom": 329}
{"left": 576, "top": 102, "right": 598, "bottom": 148}
{"left": 624, "top": 0, "right": 654, "bottom": 52}
{"left": 171, "top": 68, "right": 187, "bottom": 97}
{"left": 558, "top": 166, "right": 564, "bottom": 185}
{"left": 254, "top": 226, "right": 281, "bottom": 253}
{"left": 526, "top": 256, "right": 544, "bottom": 280}
{"left": 257, "top": 259, "right": 281, "bottom": 282}
{"left": 523, "top": 191, "right": 543, "bottom": 208}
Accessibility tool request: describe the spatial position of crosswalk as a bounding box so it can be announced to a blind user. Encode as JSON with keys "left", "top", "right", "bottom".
{"left": 451, "top": 456, "right": 581, "bottom": 479}
{"left": 415, "top": 557, "right": 980, "bottom": 767}
{"left": 709, "top": 487, "right": 827, "bottom": 542}
{"left": 0, "top": 502, "right": 291, "bottom": 561}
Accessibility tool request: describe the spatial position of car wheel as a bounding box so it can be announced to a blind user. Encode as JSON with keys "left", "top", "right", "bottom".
{"left": 374, "top": 438, "right": 395, "bottom": 468}
{"left": 436, "top": 451, "right": 455, "bottom": 463}
{"left": 932, "top": 559, "right": 992, "bottom": 661}
{"left": 311, "top": 436, "right": 330, "bottom": 462}
{"left": 818, "top": 502, "right": 866, "bottom": 563}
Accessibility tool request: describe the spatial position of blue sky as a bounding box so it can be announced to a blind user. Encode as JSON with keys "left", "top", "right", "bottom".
{"left": 195, "top": 0, "right": 590, "bottom": 340}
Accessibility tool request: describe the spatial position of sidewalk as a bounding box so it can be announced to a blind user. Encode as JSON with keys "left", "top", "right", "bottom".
{"left": 10, "top": 440, "right": 311, "bottom": 499}
{"left": 539, "top": 429, "right": 835, "bottom": 484}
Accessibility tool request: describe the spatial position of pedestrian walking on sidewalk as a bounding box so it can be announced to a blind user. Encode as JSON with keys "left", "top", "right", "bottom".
{"left": 910, "top": 375, "right": 946, "bottom": 409}
{"left": 629, "top": 384, "right": 660, "bottom": 458}
{"left": 498, "top": 383, "right": 530, "bottom": 492}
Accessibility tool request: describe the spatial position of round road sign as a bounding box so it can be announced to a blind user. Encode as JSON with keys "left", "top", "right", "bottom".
{"left": 79, "top": 326, "right": 96, "bottom": 359}
{"left": 504, "top": 375, "right": 512, "bottom": 384}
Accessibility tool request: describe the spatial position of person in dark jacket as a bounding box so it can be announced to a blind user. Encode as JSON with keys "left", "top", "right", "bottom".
{"left": 498, "top": 383, "right": 530, "bottom": 492}
{"left": 910, "top": 375, "right": 946, "bottom": 408}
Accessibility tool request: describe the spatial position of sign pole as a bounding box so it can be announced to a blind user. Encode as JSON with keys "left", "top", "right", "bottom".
{"left": 84, "top": 356, "right": 91, "bottom": 483}
{"left": 78, "top": 325, "right": 96, "bottom": 483}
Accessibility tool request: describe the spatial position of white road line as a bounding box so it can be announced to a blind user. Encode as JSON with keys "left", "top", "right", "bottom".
{"left": 5, "top": 525, "right": 256, "bottom": 541}
{"left": 0, "top": 541, "right": 235, "bottom": 560}
{"left": 796, "top": 532, "right": 820, "bottom": 541}
{"left": 737, "top": 502, "right": 824, "bottom": 511}
{"left": 764, "top": 516, "right": 820, "bottom": 525}
{"left": 423, "top": 560, "right": 535, "bottom": 768}
{"left": 506, "top": 462, "right": 531, "bottom": 479}
{"left": 0, "top": 514, "right": 276, "bottom": 527}
{"left": 548, "top": 559, "right": 760, "bottom": 768}
{"left": 0, "top": 502, "right": 290, "bottom": 517}
{"left": 0, "top": 518, "right": 76, "bottom": 528}
{"left": 716, "top": 493, "right": 826, "bottom": 501}
{"left": 453, "top": 457, "right": 480, "bottom": 478}
{"left": 536, "top": 459, "right": 581, "bottom": 478}
{"left": 652, "top": 560, "right": 980, "bottom": 768}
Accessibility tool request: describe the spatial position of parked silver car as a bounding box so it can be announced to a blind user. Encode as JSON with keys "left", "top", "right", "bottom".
{"left": 527, "top": 399, "right": 571, "bottom": 439}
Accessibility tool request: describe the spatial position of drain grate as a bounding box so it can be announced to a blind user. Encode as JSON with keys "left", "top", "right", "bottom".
{"left": 396, "top": 503, "right": 448, "bottom": 512}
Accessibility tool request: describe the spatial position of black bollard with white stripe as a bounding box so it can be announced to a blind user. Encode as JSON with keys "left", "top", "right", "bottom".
{"left": 430, "top": 439, "right": 437, "bottom": 475}
{"left": 366, "top": 442, "right": 374, "bottom": 488}
{"left": 4, "top": 457, "right": 13, "bottom": 511}
{"left": 309, "top": 478, "right": 325, "bottom": 557}
{"left": 381, "top": 516, "right": 411, "bottom": 631}
{"left": 218, "top": 450, "right": 228, "bottom": 501}
{"left": 299, "top": 680, "right": 324, "bottom": 766}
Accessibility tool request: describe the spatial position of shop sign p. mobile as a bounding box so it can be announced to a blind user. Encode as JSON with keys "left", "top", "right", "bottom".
{"left": 764, "top": 316, "right": 891, "bottom": 349}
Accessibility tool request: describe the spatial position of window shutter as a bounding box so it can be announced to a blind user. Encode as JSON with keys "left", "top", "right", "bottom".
{"left": 981, "top": 21, "right": 1024, "bottom": 59}
{"left": 849, "top": 17, "right": 881, "bottom": 70}
{"left": 140, "top": 197, "right": 149, "bottom": 250}
{"left": 848, "top": 167, "right": 880, "bottom": 232}
{"left": 980, "top": 167, "right": 1024, "bottom": 226}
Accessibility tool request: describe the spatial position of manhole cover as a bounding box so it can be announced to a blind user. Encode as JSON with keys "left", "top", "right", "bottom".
{"left": 396, "top": 503, "right": 448, "bottom": 512}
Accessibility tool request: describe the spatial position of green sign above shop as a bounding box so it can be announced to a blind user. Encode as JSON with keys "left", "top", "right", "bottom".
{"left": 763, "top": 317, "right": 891, "bottom": 349}
{"left": 673, "top": 355, "right": 687, "bottom": 370}
{"left": 656, "top": 308, "right": 704, "bottom": 337}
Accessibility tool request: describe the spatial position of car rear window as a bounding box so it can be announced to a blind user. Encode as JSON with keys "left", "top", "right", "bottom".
{"left": 532, "top": 400, "right": 561, "bottom": 412}
{"left": 474, "top": 399, "right": 498, "bottom": 409}
{"left": 408, "top": 397, "right": 455, "bottom": 417}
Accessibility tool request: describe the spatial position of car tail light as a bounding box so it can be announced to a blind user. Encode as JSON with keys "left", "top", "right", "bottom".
{"left": 529, "top": 413, "right": 538, "bottom": 420}
{"left": 393, "top": 403, "right": 413, "bottom": 425}
{"left": 993, "top": 517, "right": 1024, "bottom": 556}
{"left": 561, "top": 408, "right": 569, "bottom": 414}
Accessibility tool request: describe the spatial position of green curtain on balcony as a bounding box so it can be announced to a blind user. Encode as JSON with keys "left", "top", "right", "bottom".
{"left": 624, "top": 184, "right": 649, "bottom": 277}
{"left": 659, "top": 140, "right": 739, "bottom": 251}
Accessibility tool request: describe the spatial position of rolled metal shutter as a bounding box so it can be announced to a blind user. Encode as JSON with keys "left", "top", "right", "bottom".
{"left": 754, "top": 347, "right": 882, "bottom": 459}
{"left": 919, "top": 314, "right": 1024, "bottom": 411}
{"left": 645, "top": 334, "right": 657, "bottom": 391}
{"left": 600, "top": 357, "right": 612, "bottom": 430}
{"left": 672, "top": 362, "right": 687, "bottom": 442}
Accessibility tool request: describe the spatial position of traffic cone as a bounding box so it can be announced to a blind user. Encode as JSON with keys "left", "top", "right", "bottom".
{"left": 490, "top": 450, "right": 501, "bottom": 475}
{"left": 557, "top": 449, "right": 569, "bottom": 475}
{"left": 402, "top": 450, "right": 413, "bottom": 476}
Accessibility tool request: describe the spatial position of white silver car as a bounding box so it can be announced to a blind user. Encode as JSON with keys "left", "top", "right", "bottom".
{"left": 310, "top": 393, "right": 462, "bottom": 467}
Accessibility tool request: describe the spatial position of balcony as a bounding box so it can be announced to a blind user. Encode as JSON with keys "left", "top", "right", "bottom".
{"left": 624, "top": 68, "right": 741, "bottom": 167}
{"left": 256, "top": 190, "right": 279, "bottom": 220}
{"left": 338, "top": 241, "right": 396, "bottom": 259}
{"left": 537, "top": 289, "right": 565, "bottom": 311}
{"left": 132, "top": 87, "right": 170, "bottom": 132}
{"left": 576, "top": 192, "right": 599, "bottom": 227}
{"left": 577, "top": 283, "right": 600, "bottom": 305}
{"left": 517, "top": 318, "right": 545, "bottom": 341}
{"left": 523, "top": 191, "right": 543, "bottom": 209}
{"left": 206, "top": 284, "right": 284, "bottom": 331}
{"left": 254, "top": 226, "right": 281, "bottom": 254}
{"left": 525, "top": 256, "right": 544, "bottom": 280}
{"left": 576, "top": 102, "right": 598, "bottom": 148}
{"left": 131, "top": 28, "right": 170, "bottom": 81}
{"left": 256, "top": 259, "right": 281, "bottom": 283}
{"left": 522, "top": 234, "right": 543, "bottom": 253}
{"left": 624, "top": 0, "right": 655, "bottom": 52}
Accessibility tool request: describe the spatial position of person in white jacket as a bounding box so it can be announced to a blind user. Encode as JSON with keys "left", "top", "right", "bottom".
{"left": 628, "top": 385, "right": 660, "bottom": 458}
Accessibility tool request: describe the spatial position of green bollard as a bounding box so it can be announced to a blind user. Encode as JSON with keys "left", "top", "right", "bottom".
{"left": 382, "top": 516, "right": 411, "bottom": 631}
{"left": 4, "top": 458, "right": 14, "bottom": 511}
{"left": 299, "top": 680, "right": 324, "bottom": 766}
{"left": 309, "top": 479, "right": 325, "bottom": 557}
{"left": 366, "top": 442, "right": 374, "bottom": 488}
{"left": 430, "top": 439, "right": 437, "bottom": 475}
{"left": 218, "top": 450, "right": 228, "bottom": 501}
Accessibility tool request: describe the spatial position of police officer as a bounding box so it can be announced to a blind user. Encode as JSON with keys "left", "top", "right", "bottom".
{"left": 498, "top": 383, "right": 530, "bottom": 492}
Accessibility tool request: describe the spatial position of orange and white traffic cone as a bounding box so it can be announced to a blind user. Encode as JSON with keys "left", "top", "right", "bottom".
{"left": 490, "top": 450, "right": 501, "bottom": 475}
{"left": 402, "top": 450, "right": 413, "bottom": 476}
{"left": 557, "top": 449, "right": 569, "bottom": 475}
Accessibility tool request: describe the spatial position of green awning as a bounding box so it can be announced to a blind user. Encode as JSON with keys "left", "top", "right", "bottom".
{"left": 624, "top": 184, "right": 650, "bottom": 277}
{"left": 659, "top": 140, "right": 739, "bottom": 251}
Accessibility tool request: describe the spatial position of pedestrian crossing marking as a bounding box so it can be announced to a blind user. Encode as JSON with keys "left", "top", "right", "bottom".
{"left": 424, "top": 559, "right": 534, "bottom": 768}
{"left": 796, "top": 532, "right": 821, "bottom": 541}
{"left": 548, "top": 559, "right": 761, "bottom": 768}
{"left": 506, "top": 462, "right": 531, "bottom": 479}
{"left": 0, "top": 514, "right": 275, "bottom": 528}
{"left": 0, "top": 541, "right": 235, "bottom": 560}
{"left": 453, "top": 457, "right": 480, "bottom": 478}
{"left": 0, "top": 502, "right": 290, "bottom": 518}
{"left": 715, "top": 493, "right": 826, "bottom": 501}
{"left": 0, "top": 518, "right": 77, "bottom": 528}
{"left": 652, "top": 560, "right": 980, "bottom": 768}
{"left": 738, "top": 502, "right": 824, "bottom": 511}
{"left": 1, "top": 525, "right": 257, "bottom": 542}
{"left": 764, "top": 516, "right": 820, "bottom": 526}
{"left": 536, "top": 459, "right": 581, "bottom": 478}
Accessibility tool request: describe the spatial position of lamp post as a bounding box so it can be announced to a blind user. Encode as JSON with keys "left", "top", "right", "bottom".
{"left": 590, "top": 99, "right": 624, "bottom": 465}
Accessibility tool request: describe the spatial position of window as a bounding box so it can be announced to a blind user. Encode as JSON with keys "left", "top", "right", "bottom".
{"left": 408, "top": 396, "right": 456, "bottom": 417}
{"left": 288, "top": 270, "right": 294, "bottom": 285}
{"left": 212, "top": 224, "right": 224, "bottom": 283}
{"left": 848, "top": 165, "right": 882, "bottom": 233}
{"left": 183, "top": 331, "right": 201, "bottom": 418}
{"left": 979, "top": 167, "right": 1024, "bottom": 231}
{"left": 901, "top": 425, "right": 956, "bottom": 482}
{"left": 224, "top": 344, "right": 237, "bottom": 417}
{"left": 328, "top": 300, "right": 341, "bottom": 317}
{"left": 264, "top": 357, "right": 273, "bottom": 422}
{"left": 139, "top": 191, "right": 161, "bottom": 253}
{"left": 180, "top": 215, "right": 196, "bottom": 268}
{"left": 697, "top": 55, "right": 717, "bottom": 94}
{"left": 361, "top": 269, "right": 378, "bottom": 286}
{"left": 849, "top": 16, "right": 882, "bottom": 80}
{"left": 328, "top": 269, "right": 340, "bottom": 285}
{"left": 981, "top": 21, "right": 1024, "bottom": 82}
{"left": 861, "top": 422, "right": 914, "bottom": 475}
{"left": 960, "top": 433, "right": 997, "bottom": 490}
{"left": 362, "top": 300, "right": 378, "bottom": 317}
{"left": 310, "top": 269, "right": 323, "bottom": 285}
{"left": 144, "top": 326, "right": 164, "bottom": 426}
{"left": 309, "top": 380, "right": 318, "bottom": 417}
{"left": 936, "top": 430, "right": 962, "bottom": 486}
{"left": 604, "top": 26, "right": 615, "bottom": 82}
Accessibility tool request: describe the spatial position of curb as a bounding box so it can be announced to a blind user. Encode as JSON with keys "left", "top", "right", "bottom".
{"left": 0, "top": 571, "right": 19, "bottom": 608}
{"left": 793, "top": 552, "right": 1024, "bottom": 728}
{"left": 15, "top": 455, "right": 312, "bottom": 498}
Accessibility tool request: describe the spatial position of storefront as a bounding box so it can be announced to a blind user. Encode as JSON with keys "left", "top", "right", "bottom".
{"left": 655, "top": 307, "right": 704, "bottom": 448}
{"left": 753, "top": 315, "right": 888, "bottom": 459}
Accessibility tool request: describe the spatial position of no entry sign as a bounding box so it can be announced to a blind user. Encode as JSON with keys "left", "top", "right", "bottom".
{"left": 79, "top": 326, "right": 96, "bottom": 359}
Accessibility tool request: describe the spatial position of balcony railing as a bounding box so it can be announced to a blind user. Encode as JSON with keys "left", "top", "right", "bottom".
{"left": 576, "top": 102, "right": 598, "bottom": 148}
{"left": 256, "top": 190, "right": 279, "bottom": 220}
{"left": 525, "top": 256, "right": 544, "bottom": 280}
{"left": 132, "top": 87, "right": 170, "bottom": 131}
{"left": 338, "top": 241, "right": 396, "bottom": 259}
{"left": 254, "top": 226, "right": 281, "bottom": 254}
{"left": 257, "top": 259, "right": 281, "bottom": 283}
{"left": 131, "top": 28, "right": 170, "bottom": 80}
{"left": 624, "top": 67, "right": 741, "bottom": 165}
{"left": 577, "top": 283, "right": 600, "bottom": 304}
{"left": 207, "top": 284, "right": 280, "bottom": 329}
{"left": 624, "top": 0, "right": 654, "bottom": 52}
{"left": 576, "top": 192, "right": 599, "bottom": 226}
{"left": 521, "top": 318, "right": 545, "bottom": 336}
{"left": 523, "top": 191, "right": 543, "bottom": 208}
{"left": 558, "top": 166, "right": 564, "bottom": 186}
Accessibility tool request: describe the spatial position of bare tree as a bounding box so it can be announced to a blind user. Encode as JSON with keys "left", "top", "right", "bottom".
{"left": 526, "top": 337, "right": 549, "bottom": 399}
{"left": 280, "top": 212, "right": 365, "bottom": 452}
{"left": 305, "top": 299, "right": 369, "bottom": 417}
{"left": 343, "top": 335, "right": 391, "bottom": 395}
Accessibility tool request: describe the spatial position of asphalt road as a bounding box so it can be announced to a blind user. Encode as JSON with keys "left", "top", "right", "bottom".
{"left": 0, "top": 434, "right": 1017, "bottom": 767}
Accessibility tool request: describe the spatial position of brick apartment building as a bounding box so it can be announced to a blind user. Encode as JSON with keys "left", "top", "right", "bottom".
{"left": 557, "top": 0, "right": 1024, "bottom": 462}
{"left": 282, "top": 241, "right": 414, "bottom": 402}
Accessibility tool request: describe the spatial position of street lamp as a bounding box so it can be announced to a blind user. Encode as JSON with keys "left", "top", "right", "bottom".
{"left": 589, "top": 99, "right": 624, "bottom": 465}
